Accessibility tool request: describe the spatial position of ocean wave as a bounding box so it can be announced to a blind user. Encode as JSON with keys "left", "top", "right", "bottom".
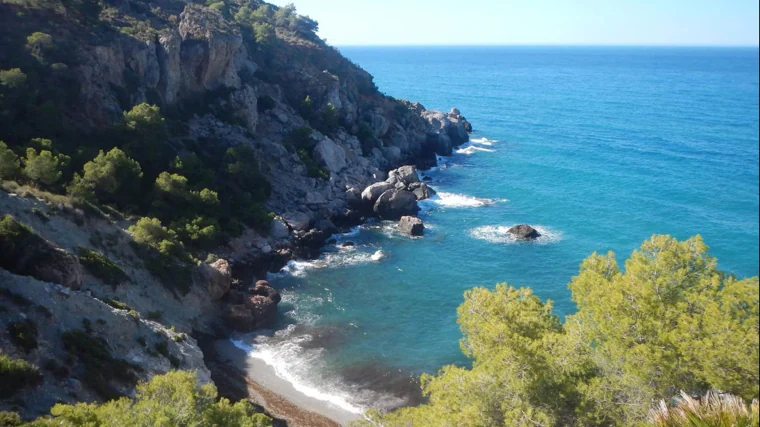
{"left": 231, "top": 328, "right": 411, "bottom": 415}
{"left": 455, "top": 145, "right": 495, "bottom": 155}
{"left": 420, "top": 192, "right": 499, "bottom": 209}
{"left": 470, "top": 225, "right": 562, "bottom": 244}
{"left": 278, "top": 249, "right": 386, "bottom": 277}
{"left": 470, "top": 137, "right": 496, "bottom": 146}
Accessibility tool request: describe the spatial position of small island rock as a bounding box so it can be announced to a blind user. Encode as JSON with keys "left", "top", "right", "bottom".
{"left": 508, "top": 224, "right": 541, "bottom": 240}
{"left": 398, "top": 216, "right": 425, "bottom": 236}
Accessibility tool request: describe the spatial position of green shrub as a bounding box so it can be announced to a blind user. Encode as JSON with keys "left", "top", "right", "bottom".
{"left": 318, "top": 103, "right": 339, "bottom": 134}
{"left": 0, "top": 141, "right": 20, "bottom": 180}
{"left": 7, "top": 319, "right": 38, "bottom": 351}
{"left": 154, "top": 340, "right": 169, "bottom": 358}
{"left": 0, "top": 411, "right": 21, "bottom": 426}
{"left": 22, "top": 147, "right": 69, "bottom": 187}
{"left": 77, "top": 247, "right": 129, "bottom": 286}
{"left": 68, "top": 148, "right": 143, "bottom": 209}
{"left": 0, "top": 352, "right": 42, "bottom": 398}
{"left": 128, "top": 217, "right": 187, "bottom": 260}
{"left": 33, "top": 371, "right": 273, "bottom": 426}
{"left": 145, "top": 311, "right": 162, "bottom": 321}
{"left": 0, "top": 69, "right": 27, "bottom": 89}
{"left": 101, "top": 298, "right": 132, "bottom": 312}
{"left": 298, "top": 95, "right": 314, "bottom": 119}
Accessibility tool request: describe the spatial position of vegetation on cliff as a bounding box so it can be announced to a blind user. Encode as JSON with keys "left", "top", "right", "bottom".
{"left": 20, "top": 371, "right": 272, "bottom": 426}
{"left": 362, "top": 235, "right": 759, "bottom": 426}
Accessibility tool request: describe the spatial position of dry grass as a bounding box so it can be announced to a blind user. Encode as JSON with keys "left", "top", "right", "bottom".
{"left": 648, "top": 391, "right": 759, "bottom": 427}
{"left": 1, "top": 180, "right": 75, "bottom": 208}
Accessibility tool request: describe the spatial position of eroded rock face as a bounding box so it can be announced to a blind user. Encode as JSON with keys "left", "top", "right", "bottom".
{"left": 198, "top": 258, "right": 232, "bottom": 300}
{"left": 374, "top": 189, "right": 420, "bottom": 220}
{"left": 0, "top": 217, "right": 82, "bottom": 290}
{"left": 508, "top": 224, "right": 541, "bottom": 240}
{"left": 398, "top": 216, "right": 424, "bottom": 236}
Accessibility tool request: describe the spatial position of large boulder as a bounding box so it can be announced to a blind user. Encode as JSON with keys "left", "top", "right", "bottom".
{"left": 398, "top": 216, "right": 424, "bottom": 236}
{"left": 508, "top": 224, "right": 541, "bottom": 240}
{"left": 224, "top": 304, "right": 255, "bottom": 331}
{"left": 198, "top": 258, "right": 232, "bottom": 300}
{"left": 282, "top": 211, "right": 311, "bottom": 231}
{"left": 409, "top": 182, "right": 436, "bottom": 200}
{"left": 247, "top": 280, "right": 281, "bottom": 327}
{"left": 313, "top": 137, "right": 347, "bottom": 173}
{"left": 386, "top": 165, "right": 420, "bottom": 188}
{"left": 373, "top": 190, "right": 420, "bottom": 220}
{"left": 269, "top": 217, "right": 290, "bottom": 239}
{"left": 361, "top": 182, "right": 393, "bottom": 205}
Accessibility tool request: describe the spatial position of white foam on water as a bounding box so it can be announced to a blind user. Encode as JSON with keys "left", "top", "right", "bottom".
{"left": 455, "top": 145, "right": 495, "bottom": 155}
{"left": 420, "top": 192, "right": 498, "bottom": 209}
{"left": 278, "top": 249, "right": 385, "bottom": 277}
{"left": 470, "top": 137, "right": 496, "bottom": 146}
{"left": 231, "top": 334, "right": 367, "bottom": 414}
{"left": 470, "top": 225, "right": 562, "bottom": 245}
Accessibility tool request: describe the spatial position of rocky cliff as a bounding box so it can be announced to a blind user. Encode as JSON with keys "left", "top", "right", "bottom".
{"left": 0, "top": 0, "right": 471, "bottom": 420}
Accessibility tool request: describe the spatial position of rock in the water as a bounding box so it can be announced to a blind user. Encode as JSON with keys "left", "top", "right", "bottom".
{"left": 386, "top": 165, "right": 420, "bottom": 188}
{"left": 373, "top": 189, "right": 420, "bottom": 220}
{"left": 247, "top": 280, "right": 281, "bottom": 327}
{"left": 198, "top": 258, "right": 232, "bottom": 300}
{"left": 398, "top": 216, "right": 424, "bottom": 236}
{"left": 507, "top": 224, "right": 541, "bottom": 240}
{"left": 409, "top": 182, "right": 436, "bottom": 200}
{"left": 361, "top": 182, "right": 393, "bottom": 205}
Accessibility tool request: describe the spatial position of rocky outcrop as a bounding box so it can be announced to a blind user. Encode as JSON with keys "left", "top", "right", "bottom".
{"left": 374, "top": 189, "right": 419, "bottom": 220}
{"left": 223, "top": 280, "right": 281, "bottom": 331}
{"left": 198, "top": 259, "right": 232, "bottom": 300}
{"left": 409, "top": 182, "right": 436, "bottom": 201}
{"left": 361, "top": 182, "right": 394, "bottom": 205}
{"left": 508, "top": 224, "right": 541, "bottom": 240}
{"left": 0, "top": 215, "right": 82, "bottom": 290}
{"left": 398, "top": 216, "right": 424, "bottom": 236}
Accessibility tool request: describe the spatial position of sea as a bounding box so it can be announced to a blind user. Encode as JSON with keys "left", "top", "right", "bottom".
{"left": 232, "top": 46, "right": 760, "bottom": 415}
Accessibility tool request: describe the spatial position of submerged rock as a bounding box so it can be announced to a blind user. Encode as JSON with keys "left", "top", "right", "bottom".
{"left": 398, "top": 216, "right": 424, "bottom": 236}
{"left": 508, "top": 224, "right": 541, "bottom": 240}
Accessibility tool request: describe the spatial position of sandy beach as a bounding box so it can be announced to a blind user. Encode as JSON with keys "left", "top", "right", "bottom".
{"left": 212, "top": 339, "right": 362, "bottom": 427}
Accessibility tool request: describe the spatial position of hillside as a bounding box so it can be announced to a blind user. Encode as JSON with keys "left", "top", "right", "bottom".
{"left": 0, "top": 0, "right": 471, "bottom": 422}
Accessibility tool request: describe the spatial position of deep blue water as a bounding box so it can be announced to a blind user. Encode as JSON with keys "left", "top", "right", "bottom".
{"left": 236, "top": 47, "right": 760, "bottom": 413}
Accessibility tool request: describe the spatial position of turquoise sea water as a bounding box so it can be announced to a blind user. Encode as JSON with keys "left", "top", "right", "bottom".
{"left": 235, "top": 47, "right": 760, "bottom": 413}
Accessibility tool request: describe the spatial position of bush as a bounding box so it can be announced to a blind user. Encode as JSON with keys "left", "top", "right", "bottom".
{"left": 0, "top": 411, "right": 21, "bottom": 426}
{"left": 32, "top": 371, "right": 273, "bottom": 426}
{"left": 0, "top": 352, "right": 42, "bottom": 398}
{"left": 318, "top": 103, "right": 339, "bottom": 134}
{"left": 101, "top": 297, "right": 132, "bottom": 311}
{"left": 0, "top": 141, "right": 20, "bottom": 180}
{"left": 366, "top": 235, "right": 760, "bottom": 427}
{"left": 647, "top": 391, "right": 759, "bottom": 427}
{"left": 22, "top": 147, "right": 69, "bottom": 187}
{"left": 0, "top": 69, "right": 27, "bottom": 89}
{"left": 77, "top": 247, "right": 129, "bottom": 286}
{"left": 69, "top": 148, "right": 143, "bottom": 209}
{"left": 7, "top": 319, "right": 38, "bottom": 352}
{"left": 128, "top": 217, "right": 186, "bottom": 260}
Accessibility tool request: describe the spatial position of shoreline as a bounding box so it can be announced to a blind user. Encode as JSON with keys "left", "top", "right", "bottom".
{"left": 212, "top": 339, "right": 362, "bottom": 427}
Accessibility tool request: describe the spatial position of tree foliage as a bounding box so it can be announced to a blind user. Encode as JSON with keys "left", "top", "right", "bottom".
{"left": 0, "top": 141, "right": 21, "bottom": 180}
{"left": 27, "top": 371, "right": 272, "bottom": 426}
{"left": 68, "top": 148, "right": 143, "bottom": 209}
{"left": 22, "top": 146, "right": 69, "bottom": 187}
{"left": 365, "top": 235, "right": 760, "bottom": 427}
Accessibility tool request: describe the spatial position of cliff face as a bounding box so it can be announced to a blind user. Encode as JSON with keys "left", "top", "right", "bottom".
{"left": 0, "top": 0, "right": 471, "bottom": 418}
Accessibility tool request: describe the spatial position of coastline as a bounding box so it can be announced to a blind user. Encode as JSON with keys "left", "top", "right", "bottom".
{"left": 212, "top": 339, "right": 362, "bottom": 427}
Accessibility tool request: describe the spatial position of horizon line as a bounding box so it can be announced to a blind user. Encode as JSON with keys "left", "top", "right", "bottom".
{"left": 334, "top": 43, "right": 760, "bottom": 48}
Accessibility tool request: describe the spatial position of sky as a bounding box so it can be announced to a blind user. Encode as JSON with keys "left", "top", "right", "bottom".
{"left": 269, "top": 0, "right": 760, "bottom": 46}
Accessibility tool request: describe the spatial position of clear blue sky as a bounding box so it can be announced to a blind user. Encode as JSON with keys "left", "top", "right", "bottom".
{"left": 269, "top": 0, "right": 760, "bottom": 46}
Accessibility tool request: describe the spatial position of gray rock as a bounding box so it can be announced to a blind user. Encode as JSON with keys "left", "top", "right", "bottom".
{"left": 314, "top": 137, "right": 347, "bottom": 173}
{"left": 394, "top": 165, "right": 420, "bottom": 185}
{"left": 282, "top": 212, "right": 311, "bottom": 231}
{"left": 373, "top": 189, "right": 420, "bottom": 220}
{"left": 345, "top": 187, "right": 362, "bottom": 208}
{"left": 398, "top": 216, "right": 424, "bottom": 236}
{"left": 198, "top": 258, "right": 231, "bottom": 300}
{"left": 508, "top": 224, "right": 541, "bottom": 240}
{"left": 409, "top": 182, "right": 436, "bottom": 200}
{"left": 270, "top": 217, "right": 290, "bottom": 239}
{"left": 361, "top": 182, "right": 393, "bottom": 205}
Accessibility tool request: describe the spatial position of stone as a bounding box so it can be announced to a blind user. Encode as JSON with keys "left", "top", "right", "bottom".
{"left": 282, "top": 211, "right": 311, "bottom": 231}
{"left": 409, "top": 182, "right": 436, "bottom": 200}
{"left": 507, "top": 224, "right": 541, "bottom": 240}
{"left": 247, "top": 280, "right": 281, "bottom": 327}
{"left": 394, "top": 165, "right": 420, "bottom": 185}
{"left": 224, "top": 304, "right": 255, "bottom": 331}
{"left": 345, "top": 187, "right": 363, "bottom": 208}
{"left": 398, "top": 216, "right": 424, "bottom": 236}
{"left": 198, "top": 258, "right": 232, "bottom": 300}
{"left": 314, "top": 137, "right": 347, "bottom": 173}
{"left": 270, "top": 217, "right": 290, "bottom": 239}
{"left": 361, "top": 182, "right": 393, "bottom": 205}
{"left": 373, "top": 189, "right": 420, "bottom": 220}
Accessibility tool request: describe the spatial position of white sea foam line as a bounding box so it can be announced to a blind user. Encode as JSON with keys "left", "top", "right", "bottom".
{"left": 278, "top": 250, "right": 385, "bottom": 277}
{"left": 455, "top": 145, "right": 495, "bottom": 155}
{"left": 231, "top": 338, "right": 365, "bottom": 414}
{"left": 470, "top": 137, "right": 496, "bottom": 146}
{"left": 421, "top": 191, "right": 497, "bottom": 208}
{"left": 470, "top": 225, "right": 562, "bottom": 245}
